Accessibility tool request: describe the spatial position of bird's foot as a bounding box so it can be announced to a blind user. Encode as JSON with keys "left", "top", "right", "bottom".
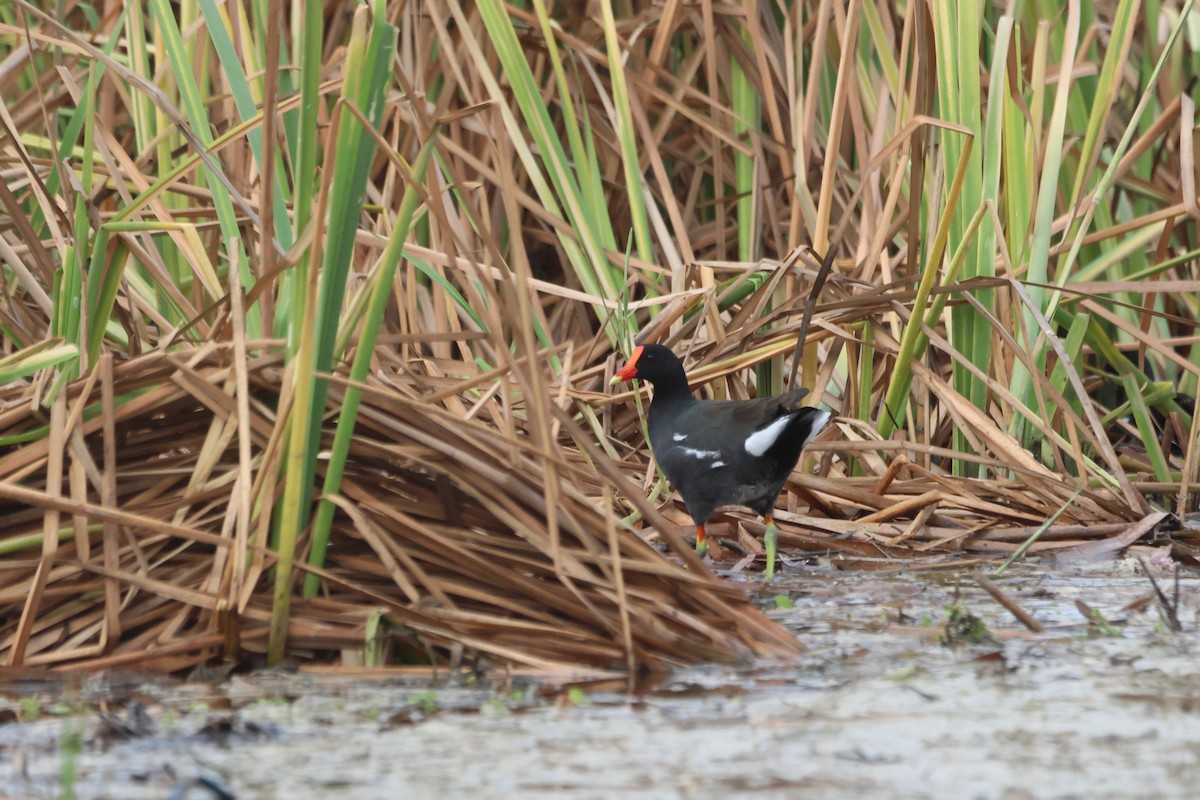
{"left": 763, "top": 516, "right": 778, "bottom": 583}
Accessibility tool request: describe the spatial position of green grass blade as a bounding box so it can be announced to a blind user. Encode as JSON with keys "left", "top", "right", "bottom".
{"left": 1008, "top": 1, "right": 1080, "bottom": 440}
{"left": 878, "top": 133, "right": 975, "bottom": 439}
{"left": 304, "top": 134, "right": 440, "bottom": 596}
{"left": 148, "top": 0, "right": 258, "bottom": 336}
{"left": 269, "top": 1, "right": 394, "bottom": 664}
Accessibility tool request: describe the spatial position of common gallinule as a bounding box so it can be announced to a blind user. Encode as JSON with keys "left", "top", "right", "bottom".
{"left": 611, "top": 344, "right": 831, "bottom": 580}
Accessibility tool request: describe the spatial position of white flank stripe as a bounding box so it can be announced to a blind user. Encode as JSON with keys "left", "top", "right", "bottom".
{"left": 679, "top": 446, "right": 721, "bottom": 460}
{"left": 710, "top": 461, "right": 725, "bottom": 469}
{"left": 672, "top": 432, "right": 687, "bottom": 442}
{"left": 743, "top": 414, "right": 793, "bottom": 457}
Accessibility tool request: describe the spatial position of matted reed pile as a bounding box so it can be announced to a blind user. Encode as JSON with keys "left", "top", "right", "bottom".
{"left": 2, "top": 1, "right": 1199, "bottom": 674}
{"left": 0, "top": 343, "right": 803, "bottom": 673}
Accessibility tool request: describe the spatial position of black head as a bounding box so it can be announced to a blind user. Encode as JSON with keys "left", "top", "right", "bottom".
{"left": 610, "top": 343, "right": 688, "bottom": 387}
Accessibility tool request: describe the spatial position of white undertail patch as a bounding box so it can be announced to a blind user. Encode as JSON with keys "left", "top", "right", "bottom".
{"left": 743, "top": 414, "right": 793, "bottom": 457}
{"left": 804, "top": 410, "right": 833, "bottom": 445}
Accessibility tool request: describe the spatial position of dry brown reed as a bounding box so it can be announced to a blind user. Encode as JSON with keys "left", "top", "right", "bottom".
{"left": 1, "top": 1, "right": 1198, "bottom": 676}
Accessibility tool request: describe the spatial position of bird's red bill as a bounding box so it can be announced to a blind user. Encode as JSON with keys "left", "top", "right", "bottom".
{"left": 611, "top": 345, "right": 644, "bottom": 383}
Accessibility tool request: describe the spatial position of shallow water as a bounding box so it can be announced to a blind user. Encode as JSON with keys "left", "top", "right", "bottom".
{"left": 2, "top": 559, "right": 1198, "bottom": 799}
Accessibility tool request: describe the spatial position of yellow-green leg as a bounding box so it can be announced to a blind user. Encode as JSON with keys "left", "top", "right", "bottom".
{"left": 763, "top": 514, "right": 777, "bottom": 582}
{"left": 695, "top": 523, "right": 708, "bottom": 557}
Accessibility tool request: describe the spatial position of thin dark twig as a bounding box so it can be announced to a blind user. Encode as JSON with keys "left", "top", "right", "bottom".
{"left": 1136, "top": 557, "right": 1183, "bottom": 632}
{"left": 975, "top": 575, "right": 1045, "bottom": 633}
{"left": 788, "top": 244, "right": 839, "bottom": 385}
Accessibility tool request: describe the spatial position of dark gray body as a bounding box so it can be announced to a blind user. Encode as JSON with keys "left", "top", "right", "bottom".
{"left": 647, "top": 387, "right": 829, "bottom": 525}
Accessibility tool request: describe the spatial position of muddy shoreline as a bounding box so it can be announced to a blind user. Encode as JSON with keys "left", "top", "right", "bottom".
{"left": 2, "top": 561, "right": 1197, "bottom": 799}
